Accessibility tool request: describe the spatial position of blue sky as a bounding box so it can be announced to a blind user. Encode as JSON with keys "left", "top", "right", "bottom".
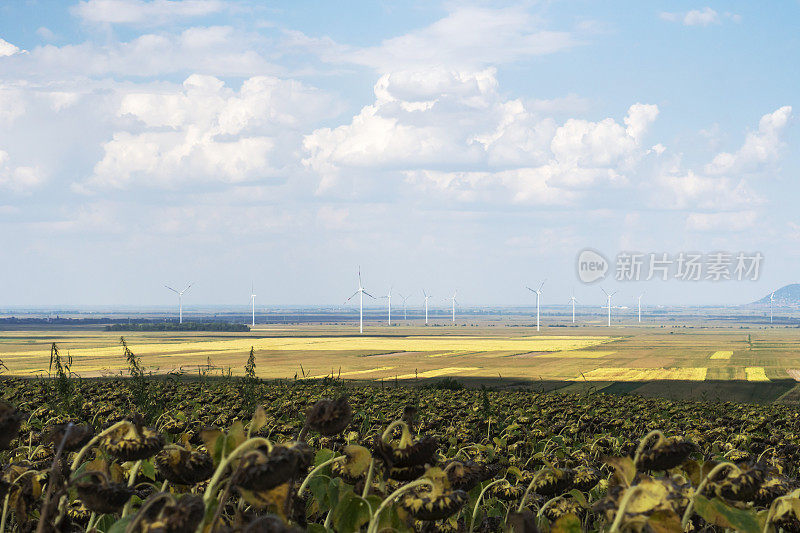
{"left": 0, "top": 0, "right": 797, "bottom": 309}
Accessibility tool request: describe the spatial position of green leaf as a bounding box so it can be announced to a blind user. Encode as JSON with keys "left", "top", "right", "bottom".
{"left": 104, "top": 515, "right": 135, "bottom": 533}
{"left": 333, "top": 491, "right": 372, "bottom": 532}
{"left": 315, "top": 448, "right": 336, "bottom": 467}
{"left": 693, "top": 495, "right": 761, "bottom": 533}
{"left": 306, "top": 524, "right": 328, "bottom": 533}
{"left": 140, "top": 460, "right": 156, "bottom": 480}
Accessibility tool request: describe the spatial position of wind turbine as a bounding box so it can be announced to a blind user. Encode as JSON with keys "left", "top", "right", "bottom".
{"left": 381, "top": 286, "right": 393, "bottom": 326}
{"left": 398, "top": 293, "right": 411, "bottom": 320}
{"left": 346, "top": 268, "right": 375, "bottom": 334}
{"left": 165, "top": 283, "right": 193, "bottom": 324}
{"left": 770, "top": 291, "right": 775, "bottom": 324}
{"left": 422, "top": 290, "right": 432, "bottom": 325}
{"left": 601, "top": 287, "right": 617, "bottom": 327}
{"left": 637, "top": 292, "right": 645, "bottom": 324}
{"left": 568, "top": 293, "right": 578, "bottom": 324}
{"left": 526, "top": 280, "right": 545, "bottom": 332}
{"left": 448, "top": 291, "right": 458, "bottom": 324}
{"left": 250, "top": 283, "right": 256, "bottom": 327}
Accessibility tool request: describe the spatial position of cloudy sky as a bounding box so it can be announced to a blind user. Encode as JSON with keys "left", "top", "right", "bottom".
{"left": 0, "top": 0, "right": 797, "bottom": 308}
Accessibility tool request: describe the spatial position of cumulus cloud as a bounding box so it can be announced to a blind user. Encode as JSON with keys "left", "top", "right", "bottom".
{"left": 655, "top": 170, "right": 758, "bottom": 210}
{"left": 0, "top": 38, "right": 22, "bottom": 57}
{"left": 85, "top": 73, "right": 335, "bottom": 188}
{"left": 304, "top": 68, "right": 659, "bottom": 201}
{"left": 705, "top": 106, "right": 792, "bottom": 175}
{"left": 72, "top": 0, "right": 226, "bottom": 26}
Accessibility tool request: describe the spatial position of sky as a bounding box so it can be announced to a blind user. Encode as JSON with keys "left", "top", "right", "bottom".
{"left": 0, "top": 0, "right": 798, "bottom": 309}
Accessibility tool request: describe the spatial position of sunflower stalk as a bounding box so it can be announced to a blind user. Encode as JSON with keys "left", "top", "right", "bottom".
{"left": 680, "top": 461, "right": 741, "bottom": 529}
{"left": 366, "top": 479, "right": 434, "bottom": 533}
{"left": 468, "top": 479, "right": 507, "bottom": 533}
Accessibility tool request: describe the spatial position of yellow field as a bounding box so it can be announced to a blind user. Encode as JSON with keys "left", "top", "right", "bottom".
{"left": 2, "top": 325, "right": 800, "bottom": 387}
{"left": 745, "top": 367, "right": 770, "bottom": 382}
{"left": 710, "top": 351, "right": 733, "bottom": 359}
{"left": 577, "top": 367, "right": 708, "bottom": 381}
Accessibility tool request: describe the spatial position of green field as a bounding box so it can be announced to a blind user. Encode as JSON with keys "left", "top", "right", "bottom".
{"left": 2, "top": 322, "right": 800, "bottom": 402}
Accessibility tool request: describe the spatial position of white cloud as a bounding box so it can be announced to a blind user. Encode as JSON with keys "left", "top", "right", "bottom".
{"left": 36, "top": 27, "right": 57, "bottom": 41}
{"left": 686, "top": 210, "right": 757, "bottom": 231}
{"left": 86, "top": 73, "right": 335, "bottom": 188}
{"left": 659, "top": 7, "right": 740, "bottom": 26}
{"left": 0, "top": 150, "right": 44, "bottom": 193}
{"left": 0, "top": 38, "right": 22, "bottom": 57}
{"left": 304, "top": 68, "right": 658, "bottom": 201}
{"left": 705, "top": 106, "right": 792, "bottom": 175}
{"left": 7, "top": 26, "right": 278, "bottom": 78}
{"left": 72, "top": 0, "right": 225, "bottom": 26}
{"left": 342, "top": 6, "right": 575, "bottom": 71}
{"left": 655, "top": 170, "right": 758, "bottom": 210}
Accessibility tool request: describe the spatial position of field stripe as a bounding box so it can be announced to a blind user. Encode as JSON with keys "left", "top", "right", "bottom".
{"left": 537, "top": 350, "right": 616, "bottom": 359}
{"left": 710, "top": 351, "right": 733, "bottom": 359}
{"left": 575, "top": 367, "right": 707, "bottom": 381}
{"left": 745, "top": 367, "right": 770, "bottom": 382}
{"left": 308, "top": 366, "right": 395, "bottom": 379}
{"left": 395, "top": 367, "right": 480, "bottom": 379}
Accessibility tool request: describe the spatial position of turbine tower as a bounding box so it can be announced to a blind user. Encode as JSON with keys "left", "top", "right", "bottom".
{"left": 770, "top": 291, "right": 775, "bottom": 324}
{"left": 637, "top": 292, "right": 645, "bottom": 324}
{"left": 601, "top": 287, "right": 617, "bottom": 327}
{"left": 250, "top": 283, "right": 256, "bottom": 327}
{"left": 165, "top": 283, "right": 193, "bottom": 324}
{"left": 568, "top": 294, "right": 578, "bottom": 324}
{"left": 423, "top": 290, "right": 432, "bottom": 325}
{"left": 449, "top": 291, "right": 458, "bottom": 324}
{"left": 346, "top": 268, "right": 375, "bottom": 334}
{"left": 398, "top": 293, "right": 411, "bottom": 320}
{"left": 381, "top": 286, "right": 393, "bottom": 326}
{"left": 526, "top": 280, "right": 545, "bottom": 332}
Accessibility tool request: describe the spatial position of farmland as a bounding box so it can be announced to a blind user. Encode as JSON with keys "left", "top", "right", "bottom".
{"left": 2, "top": 322, "right": 800, "bottom": 403}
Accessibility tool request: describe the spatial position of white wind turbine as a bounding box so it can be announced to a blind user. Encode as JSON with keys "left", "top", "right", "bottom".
{"left": 346, "top": 268, "right": 375, "bottom": 334}
{"left": 398, "top": 293, "right": 411, "bottom": 320}
{"left": 381, "top": 286, "right": 393, "bottom": 326}
{"left": 601, "top": 287, "right": 617, "bottom": 327}
{"left": 165, "top": 283, "right": 193, "bottom": 324}
{"left": 568, "top": 293, "right": 578, "bottom": 324}
{"left": 526, "top": 280, "right": 545, "bottom": 332}
{"left": 770, "top": 291, "right": 775, "bottom": 324}
{"left": 423, "top": 290, "right": 432, "bottom": 325}
{"left": 448, "top": 291, "right": 458, "bottom": 324}
{"left": 250, "top": 283, "right": 256, "bottom": 327}
{"left": 637, "top": 292, "right": 645, "bottom": 324}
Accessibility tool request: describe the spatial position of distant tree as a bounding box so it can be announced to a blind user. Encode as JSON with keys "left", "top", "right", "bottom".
{"left": 245, "top": 346, "right": 256, "bottom": 380}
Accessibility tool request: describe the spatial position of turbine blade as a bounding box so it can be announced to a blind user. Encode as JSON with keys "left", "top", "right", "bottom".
{"left": 345, "top": 291, "right": 359, "bottom": 302}
{"left": 164, "top": 285, "right": 178, "bottom": 294}
{"left": 363, "top": 291, "right": 377, "bottom": 299}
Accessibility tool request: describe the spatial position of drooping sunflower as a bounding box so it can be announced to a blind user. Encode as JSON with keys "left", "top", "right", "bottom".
{"left": 45, "top": 423, "right": 94, "bottom": 451}
{"left": 75, "top": 472, "right": 136, "bottom": 515}
{"left": 231, "top": 445, "right": 300, "bottom": 492}
{"left": 635, "top": 436, "right": 697, "bottom": 472}
{"left": 400, "top": 467, "right": 468, "bottom": 522}
{"left": 154, "top": 445, "right": 214, "bottom": 485}
{"left": 0, "top": 402, "right": 23, "bottom": 450}
{"left": 331, "top": 444, "right": 372, "bottom": 483}
{"left": 305, "top": 396, "right": 352, "bottom": 436}
{"left": 138, "top": 494, "right": 205, "bottom": 533}
{"left": 374, "top": 421, "right": 438, "bottom": 469}
{"left": 101, "top": 420, "right": 165, "bottom": 462}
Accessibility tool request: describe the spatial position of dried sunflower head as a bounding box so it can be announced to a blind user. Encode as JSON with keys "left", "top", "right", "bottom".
{"left": 75, "top": 472, "right": 136, "bottom": 515}
{"left": 571, "top": 466, "right": 600, "bottom": 492}
{"left": 66, "top": 500, "right": 92, "bottom": 526}
{"left": 708, "top": 463, "right": 766, "bottom": 502}
{"left": 387, "top": 464, "right": 427, "bottom": 481}
{"left": 755, "top": 476, "right": 791, "bottom": 506}
{"left": 443, "top": 460, "right": 494, "bottom": 492}
{"left": 305, "top": 397, "right": 352, "bottom": 436}
{"left": 154, "top": 446, "right": 214, "bottom": 486}
{"left": 139, "top": 494, "right": 205, "bottom": 533}
{"left": 489, "top": 481, "right": 524, "bottom": 501}
{"left": 400, "top": 467, "right": 468, "bottom": 521}
{"left": 231, "top": 445, "right": 299, "bottom": 492}
{"left": 101, "top": 420, "right": 165, "bottom": 461}
{"left": 528, "top": 467, "right": 574, "bottom": 497}
{"left": 0, "top": 402, "right": 23, "bottom": 450}
{"left": 331, "top": 444, "right": 372, "bottom": 482}
{"left": 374, "top": 422, "right": 438, "bottom": 468}
{"left": 541, "top": 498, "right": 584, "bottom": 522}
{"left": 45, "top": 423, "right": 94, "bottom": 451}
{"left": 635, "top": 436, "right": 696, "bottom": 472}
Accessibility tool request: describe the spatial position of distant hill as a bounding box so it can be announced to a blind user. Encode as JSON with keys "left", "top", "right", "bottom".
{"left": 752, "top": 284, "right": 800, "bottom": 306}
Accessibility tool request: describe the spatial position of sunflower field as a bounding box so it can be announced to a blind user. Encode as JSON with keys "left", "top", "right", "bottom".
{"left": 1, "top": 374, "right": 799, "bottom": 532}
